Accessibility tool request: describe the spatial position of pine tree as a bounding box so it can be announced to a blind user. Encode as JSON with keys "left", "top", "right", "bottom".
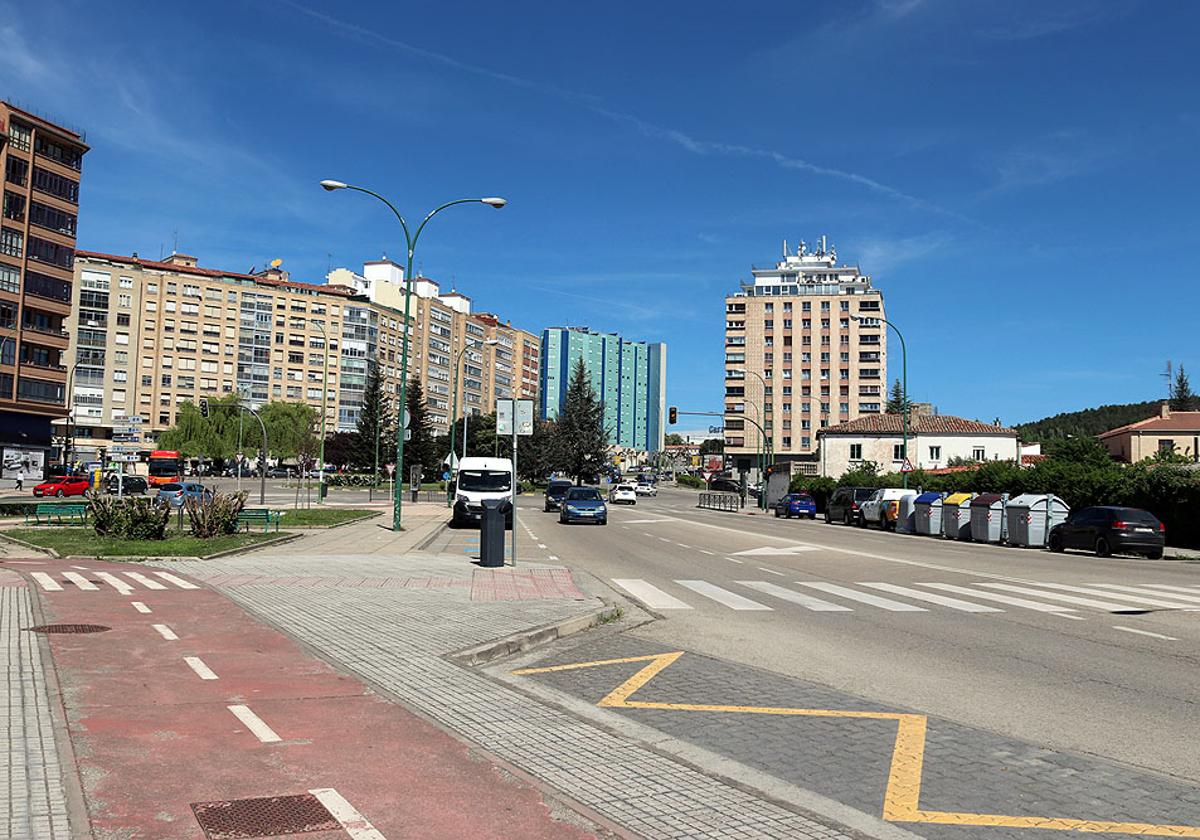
{"left": 886, "top": 379, "right": 908, "bottom": 414}
{"left": 402, "top": 377, "right": 438, "bottom": 484}
{"left": 552, "top": 358, "right": 609, "bottom": 484}
{"left": 353, "top": 363, "right": 393, "bottom": 472}
{"left": 1170, "top": 365, "right": 1198, "bottom": 411}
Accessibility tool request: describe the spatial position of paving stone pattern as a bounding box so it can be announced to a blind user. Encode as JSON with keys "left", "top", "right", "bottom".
{"left": 525, "top": 633, "right": 1200, "bottom": 840}
{"left": 163, "top": 552, "right": 856, "bottom": 840}
{"left": 1, "top": 576, "right": 72, "bottom": 840}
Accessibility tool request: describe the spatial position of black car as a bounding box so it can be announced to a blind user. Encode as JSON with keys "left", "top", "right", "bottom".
{"left": 105, "top": 474, "right": 148, "bottom": 495}
{"left": 1049, "top": 506, "right": 1165, "bottom": 559}
{"left": 825, "top": 486, "right": 874, "bottom": 525}
{"left": 708, "top": 478, "right": 742, "bottom": 494}
{"left": 544, "top": 480, "right": 573, "bottom": 512}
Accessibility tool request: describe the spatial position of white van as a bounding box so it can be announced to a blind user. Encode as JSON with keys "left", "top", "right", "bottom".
{"left": 451, "top": 457, "right": 514, "bottom": 529}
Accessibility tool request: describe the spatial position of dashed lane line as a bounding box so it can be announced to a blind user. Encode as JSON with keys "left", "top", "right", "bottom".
{"left": 309, "top": 788, "right": 387, "bottom": 840}
{"left": 183, "top": 656, "right": 219, "bottom": 680}
{"left": 978, "top": 583, "right": 1142, "bottom": 612}
{"left": 726, "top": 557, "right": 744, "bottom": 564}
{"left": 227, "top": 704, "right": 283, "bottom": 743}
{"left": 151, "top": 624, "right": 178, "bottom": 641}
{"left": 738, "top": 581, "right": 852, "bottom": 611}
{"left": 131, "top": 601, "right": 151, "bottom": 614}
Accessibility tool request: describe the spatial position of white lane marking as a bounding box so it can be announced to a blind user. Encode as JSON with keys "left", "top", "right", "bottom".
{"left": 184, "top": 656, "right": 219, "bottom": 680}
{"left": 62, "top": 572, "right": 98, "bottom": 591}
{"left": 1113, "top": 626, "right": 1178, "bottom": 641}
{"left": 757, "top": 567, "right": 785, "bottom": 577}
{"left": 698, "top": 549, "right": 714, "bottom": 556}
{"left": 643, "top": 533, "right": 655, "bottom": 538}
{"left": 658, "top": 537, "right": 672, "bottom": 543}
{"left": 726, "top": 557, "right": 745, "bottom": 564}
{"left": 125, "top": 571, "right": 167, "bottom": 590}
{"left": 621, "top": 526, "right": 630, "bottom": 530}
{"left": 31, "top": 572, "right": 62, "bottom": 591}
{"left": 1139, "top": 584, "right": 1200, "bottom": 596}
{"left": 978, "top": 584, "right": 1140, "bottom": 612}
{"left": 676, "top": 543, "right": 691, "bottom": 549}
{"left": 624, "top": 519, "right": 672, "bottom": 524}
{"left": 1051, "top": 613, "right": 1087, "bottom": 620}
{"left": 734, "top": 546, "right": 820, "bottom": 556}
{"left": 919, "top": 583, "right": 1076, "bottom": 612}
{"left": 738, "top": 581, "right": 852, "bottom": 611}
{"left": 548, "top": 555, "right": 559, "bottom": 561}
{"left": 797, "top": 582, "right": 928, "bottom": 612}
{"left": 228, "top": 704, "right": 282, "bottom": 743}
{"left": 675, "top": 580, "right": 773, "bottom": 611}
{"left": 1104, "top": 584, "right": 1200, "bottom": 603}
{"left": 612, "top": 579, "right": 693, "bottom": 610}
{"left": 153, "top": 571, "right": 199, "bottom": 590}
{"left": 152, "top": 624, "right": 178, "bottom": 641}
{"left": 95, "top": 572, "right": 134, "bottom": 594}
{"left": 131, "top": 601, "right": 151, "bottom": 614}
{"left": 860, "top": 583, "right": 1002, "bottom": 613}
{"left": 1003, "top": 581, "right": 1198, "bottom": 610}
{"left": 70, "top": 565, "right": 88, "bottom": 570}
{"left": 308, "top": 788, "right": 386, "bottom": 840}
{"left": 537, "top": 544, "right": 547, "bottom": 549}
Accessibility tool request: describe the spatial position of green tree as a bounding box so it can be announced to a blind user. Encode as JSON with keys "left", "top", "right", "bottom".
{"left": 664, "top": 432, "right": 686, "bottom": 446}
{"left": 886, "top": 379, "right": 908, "bottom": 414}
{"left": 258, "top": 401, "right": 317, "bottom": 461}
{"left": 352, "top": 363, "right": 393, "bottom": 472}
{"left": 1170, "top": 365, "right": 1198, "bottom": 411}
{"left": 157, "top": 394, "right": 242, "bottom": 460}
{"left": 699, "top": 437, "right": 724, "bottom": 456}
{"left": 402, "top": 377, "right": 438, "bottom": 483}
{"left": 553, "top": 358, "right": 609, "bottom": 484}
{"left": 518, "top": 418, "right": 559, "bottom": 482}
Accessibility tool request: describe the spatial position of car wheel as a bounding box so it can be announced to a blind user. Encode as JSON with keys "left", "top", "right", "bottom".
{"left": 810, "top": 513, "right": 817, "bottom": 520}
{"left": 1094, "top": 537, "right": 1111, "bottom": 558}
{"left": 1147, "top": 548, "right": 1164, "bottom": 560}
{"left": 857, "top": 513, "right": 867, "bottom": 528}
{"left": 1048, "top": 534, "right": 1064, "bottom": 553}
{"left": 844, "top": 512, "right": 853, "bottom": 526}
{"left": 56, "top": 489, "right": 64, "bottom": 497}
{"left": 825, "top": 511, "right": 832, "bottom": 524}
{"left": 774, "top": 508, "right": 780, "bottom": 518}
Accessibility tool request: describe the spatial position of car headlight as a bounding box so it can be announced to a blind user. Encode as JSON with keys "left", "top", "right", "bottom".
{"left": 456, "top": 494, "right": 469, "bottom": 504}
{"left": 564, "top": 504, "right": 578, "bottom": 512}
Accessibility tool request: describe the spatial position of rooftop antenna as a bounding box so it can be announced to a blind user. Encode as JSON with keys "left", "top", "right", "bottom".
{"left": 327, "top": 252, "right": 332, "bottom": 274}
{"left": 782, "top": 238, "right": 788, "bottom": 258}
{"left": 1163, "top": 360, "right": 1174, "bottom": 401}
{"left": 173, "top": 229, "right": 178, "bottom": 254}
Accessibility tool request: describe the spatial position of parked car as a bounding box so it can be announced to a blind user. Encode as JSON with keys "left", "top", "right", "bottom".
{"left": 773, "top": 493, "right": 816, "bottom": 519}
{"left": 858, "top": 488, "right": 917, "bottom": 530}
{"left": 1048, "top": 506, "right": 1165, "bottom": 559}
{"left": 157, "top": 482, "right": 213, "bottom": 507}
{"left": 105, "top": 474, "right": 149, "bottom": 495}
{"left": 609, "top": 483, "right": 638, "bottom": 505}
{"left": 544, "top": 479, "right": 574, "bottom": 512}
{"left": 32, "top": 476, "right": 91, "bottom": 498}
{"left": 708, "top": 477, "right": 741, "bottom": 494}
{"left": 635, "top": 480, "right": 657, "bottom": 497}
{"left": 559, "top": 486, "right": 608, "bottom": 525}
{"left": 266, "top": 466, "right": 295, "bottom": 479}
{"left": 825, "top": 486, "right": 874, "bottom": 525}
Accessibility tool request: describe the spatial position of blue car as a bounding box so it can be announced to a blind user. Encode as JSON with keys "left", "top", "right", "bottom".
{"left": 774, "top": 493, "right": 816, "bottom": 519}
{"left": 158, "top": 481, "right": 213, "bottom": 507}
{"left": 558, "top": 486, "right": 608, "bottom": 525}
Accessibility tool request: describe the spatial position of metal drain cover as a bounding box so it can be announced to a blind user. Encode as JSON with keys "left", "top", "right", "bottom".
{"left": 27, "top": 624, "right": 111, "bottom": 634}
{"left": 191, "top": 793, "right": 340, "bottom": 839}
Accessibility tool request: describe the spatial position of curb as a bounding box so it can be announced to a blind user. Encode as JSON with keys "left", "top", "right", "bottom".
{"left": 276, "top": 511, "right": 381, "bottom": 530}
{"left": 450, "top": 602, "right": 623, "bottom": 667}
{"left": 54, "top": 532, "right": 301, "bottom": 563}
{"left": 0, "top": 531, "right": 59, "bottom": 557}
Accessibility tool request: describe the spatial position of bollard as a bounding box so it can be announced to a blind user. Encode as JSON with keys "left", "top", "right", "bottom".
{"left": 478, "top": 498, "right": 508, "bottom": 567}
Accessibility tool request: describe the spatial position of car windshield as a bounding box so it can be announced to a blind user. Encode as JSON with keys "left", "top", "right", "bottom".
{"left": 159, "top": 483, "right": 182, "bottom": 491}
{"left": 567, "top": 488, "right": 602, "bottom": 501}
{"left": 547, "top": 482, "right": 572, "bottom": 494}
{"left": 458, "top": 470, "right": 512, "bottom": 492}
{"left": 617, "top": 485, "right": 635, "bottom": 491}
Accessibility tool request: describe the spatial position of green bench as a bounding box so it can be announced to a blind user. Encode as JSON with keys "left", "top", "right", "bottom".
{"left": 236, "top": 508, "right": 282, "bottom": 533}
{"left": 26, "top": 502, "right": 89, "bottom": 525}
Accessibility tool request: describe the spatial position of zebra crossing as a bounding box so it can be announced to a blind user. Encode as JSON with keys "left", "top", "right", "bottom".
{"left": 29, "top": 570, "right": 199, "bottom": 594}
{"left": 610, "top": 577, "right": 1200, "bottom": 616}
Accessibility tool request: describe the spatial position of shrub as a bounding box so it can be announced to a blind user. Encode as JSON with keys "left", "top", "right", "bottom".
{"left": 184, "top": 491, "right": 247, "bottom": 538}
{"left": 88, "top": 493, "right": 120, "bottom": 536}
{"left": 677, "top": 474, "right": 705, "bottom": 489}
{"left": 88, "top": 495, "right": 171, "bottom": 540}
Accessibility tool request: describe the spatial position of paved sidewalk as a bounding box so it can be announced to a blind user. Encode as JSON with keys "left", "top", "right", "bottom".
{"left": 269, "top": 501, "right": 450, "bottom": 556}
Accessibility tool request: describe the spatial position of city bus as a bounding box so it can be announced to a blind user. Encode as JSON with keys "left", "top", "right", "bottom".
{"left": 147, "top": 450, "right": 184, "bottom": 486}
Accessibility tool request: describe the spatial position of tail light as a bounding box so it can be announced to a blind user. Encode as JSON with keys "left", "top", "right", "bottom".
{"left": 851, "top": 503, "right": 859, "bottom": 510}
{"left": 1112, "top": 520, "right": 1129, "bottom": 530}
{"left": 1160, "top": 523, "right": 1166, "bottom": 533}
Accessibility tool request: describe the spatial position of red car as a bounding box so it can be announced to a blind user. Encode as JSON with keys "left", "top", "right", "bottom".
{"left": 32, "top": 476, "right": 91, "bottom": 498}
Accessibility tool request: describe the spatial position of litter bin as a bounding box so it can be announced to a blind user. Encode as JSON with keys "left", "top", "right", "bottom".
{"left": 1006, "top": 494, "right": 1070, "bottom": 548}
{"left": 970, "top": 493, "right": 1007, "bottom": 543}
{"left": 913, "top": 492, "right": 944, "bottom": 536}
{"left": 478, "top": 498, "right": 510, "bottom": 567}
{"left": 318, "top": 481, "right": 328, "bottom": 500}
{"left": 942, "top": 492, "right": 975, "bottom": 540}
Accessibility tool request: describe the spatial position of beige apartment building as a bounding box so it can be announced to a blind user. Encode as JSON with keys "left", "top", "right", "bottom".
{"left": 1098, "top": 404, "right": 1200, "bottom": 463}
{"left": 64, "top": 252, "right": 538, "bottom": 460}
{"left": 724, "top": 237, "right": 887, "bottom": 477}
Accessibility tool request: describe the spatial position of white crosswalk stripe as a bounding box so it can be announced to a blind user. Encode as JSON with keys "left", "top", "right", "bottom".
{"left": 1024, "top": 582, "right": 1200, "bottom": 609}
{"left": 796, "top": 581, "right": 928, "bottom": 611}
{"left": 153, "top": 571, "right": 200, "bottom": 590}
{"left": 94, "top": 572, "right": 135, "bottom": 594}
{"left": 918, "top": 582, "right": 1076, "bottom": 612}
{"left": 124, "top": 571, "right": 168, "bottom": 590}
{"left": 1129, "top": 584, "right": 1200, "bottom": 598}
{"left": 675, "top": 580, "right": 772, "bottom": 611}
{"left": 31, "top": 572, "right": 62, "bottom": 591}
{"left": 613, "top": 579, "right": 693, "bottom": 610}
{"left": 860, "top": 583, "right": 1002, "bottom": 612}
{"left": 27, "top": 569, "right": 199, "bottom": 593}
{"left": 61, "top": 572, "right": 98, "bottom": 591}
{"left": 737, "top": 581, "right": 852, "bottom": 611}
{"left": 978, "top": 583, "right": 1142, "bottom": 612}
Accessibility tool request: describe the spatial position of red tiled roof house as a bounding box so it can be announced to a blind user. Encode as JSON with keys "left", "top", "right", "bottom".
{"left": 816, "top": 414, "right": 1018, "bottom": 477}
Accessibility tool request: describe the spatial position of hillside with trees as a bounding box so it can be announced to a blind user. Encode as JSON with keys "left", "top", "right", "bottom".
{"left": 1015, "top": 400, "right": 1161, "bottom": 441}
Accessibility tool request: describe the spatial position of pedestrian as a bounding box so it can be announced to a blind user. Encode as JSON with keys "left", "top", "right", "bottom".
{"left": 14, "top": 472, "right": 24, "bottom": 492}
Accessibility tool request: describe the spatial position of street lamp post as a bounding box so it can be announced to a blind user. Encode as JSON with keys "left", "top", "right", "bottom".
{"left": 307, "top": 320, "right": 330, "bottom": 503}
{"left": 448, "top": 338, "right": 499, "bottom": 507}
{"left": 321, "top": 180, "right": 505, "bottom": 530}
{"left": 853, "top": 314, "right": 909, "bottom": 488}
{"left": 744, "top": 369, "right": 773, "bottom": 509}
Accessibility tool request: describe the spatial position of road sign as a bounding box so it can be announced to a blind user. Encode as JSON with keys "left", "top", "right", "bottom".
{"left": 108, "top": 454, "right": 140, "bottom": 463}
{"left": 112, "top": 415, "right": 143, "bottom": 424}
{"left": 900, "top": 458, "right": 915, "bottom": 473}
{"left": 402, "top": 408, "right": 411, "bottom": 429}
{"left": 496, "top": 399, "right": 534, "bottom": 436}
{"left": 442, "top": 470, "right": 450, "bottom": 481}
{"left": 443, "top": 452, "right": 459, "bottom": 469}
{"left": 496, "top": 399, "right": 513, "bottom": 435}
{"left": 404, "top": 428, "right": 412, "bottom": 441}
{"left": 516, "top": 399, "right": 534, "bottom": 436}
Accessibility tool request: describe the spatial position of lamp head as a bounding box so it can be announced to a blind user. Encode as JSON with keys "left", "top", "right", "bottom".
{"left": 480, "top": 197, "right": 507, "bottom": 208}
{"left": 849, "top": 315, "right": 861, "bottom": 321}
{"left": 484, "top": 338, "right": 500, "bottom": 346}
{"left": 320, "top": 180, "right": 348, "bottom": 192}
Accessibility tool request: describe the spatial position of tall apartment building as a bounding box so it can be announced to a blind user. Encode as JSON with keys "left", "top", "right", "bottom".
{"left": 328, "top": 260, "right": 539, "bottom": 433}
{"left": 540, "top": 326, "right": 666, "bottom": 453}
{"left": 1, "top": 102, "right": 88, "bottom": 475}
{"left": 65, "top": 252, "right": 358, "bottom": 460}
{"left": 724, "top": 237, "right": 886, "bottom": 475}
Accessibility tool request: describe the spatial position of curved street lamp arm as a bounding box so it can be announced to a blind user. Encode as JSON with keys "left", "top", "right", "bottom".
{"left": 412, "top": 199, "right": 488, "bottom": 254}
{"left": 342, "top": 185, "right": 413, "bottom": 248}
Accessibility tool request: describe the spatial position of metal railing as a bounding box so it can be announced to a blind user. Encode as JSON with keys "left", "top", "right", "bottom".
{"left": 698, "top": 491, "right": 742, "bottom": 513}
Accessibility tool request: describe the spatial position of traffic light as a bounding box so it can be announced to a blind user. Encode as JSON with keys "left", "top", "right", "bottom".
{"left": 669, "top": 406, "right": 677, "bottom": 425}
{"left": 199, "top": 398, "right": 210, "bottom": 419}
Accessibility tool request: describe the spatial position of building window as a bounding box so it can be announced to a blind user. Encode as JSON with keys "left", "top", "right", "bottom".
{"left": 894, "top": 443, "right": 907, "bottom": 460}
{"left": 849, "top": 443, "right": 863, "bottom": 460}
{"left": 1158, "top": 439, "right": 1176, "bottom": 453}
{"left": 31, "top": 166, "right": 79, "bottom": 203}
{"left": 27, "top": 237, "right": 73, "bottom": 268}
{"left": 0, "top": 228, "right": 23, "bottom": 258}
{"left": 5, "top": 156, "right": 29, "bottom": 187}
{"left": 929, "top": 446, "right": 941, "bottom": 461}
{"left": 0, "top": 262, "right": 18, "bottom": 294}
{"left": 7, "top": 120, "right": 31, "bottom": 151}
{"left": 972, "top": 447, "right": 986, "bottom": 461}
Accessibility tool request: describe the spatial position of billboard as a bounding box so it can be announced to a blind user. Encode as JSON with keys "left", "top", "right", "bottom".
{"left": 2, "top": 447, "right": 46, "bottom": 481}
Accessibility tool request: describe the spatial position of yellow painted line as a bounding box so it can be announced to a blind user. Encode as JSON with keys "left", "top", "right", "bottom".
{"left": 513, "top": 650, "right": 1200, "bottom": 837}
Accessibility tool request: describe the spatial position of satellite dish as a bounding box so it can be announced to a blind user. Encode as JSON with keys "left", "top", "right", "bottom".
{"left": 270, "top": 258, "right": 283, "bottom": 268}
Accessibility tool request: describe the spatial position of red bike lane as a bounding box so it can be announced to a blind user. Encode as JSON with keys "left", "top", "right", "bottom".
{"left": 20, "top": 558, "right": 598, "bottom": 840}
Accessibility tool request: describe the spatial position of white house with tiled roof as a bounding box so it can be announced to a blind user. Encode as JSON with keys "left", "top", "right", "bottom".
{"left": 817, "top": 414, "right": 1018, "bottom": 477}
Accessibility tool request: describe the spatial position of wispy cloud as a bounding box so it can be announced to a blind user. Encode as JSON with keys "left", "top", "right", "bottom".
{"left": 852, "top": 232, "right": 950, "bottom": 276}
{"left": 984, "top": 129, "right": 1114, "bottom": 194}
{"left": 527, "top": 282, "right": 697, "bottom": 324}
{"left": 980, "top": 2, "right": 1132, "bottom": 40}
{"left": 0, "top": 16, "right": 47, "bottom": 81}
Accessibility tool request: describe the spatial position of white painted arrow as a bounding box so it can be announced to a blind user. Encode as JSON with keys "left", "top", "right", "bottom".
{"left": 731, "top": 545, "right": 820, "bottom": 556}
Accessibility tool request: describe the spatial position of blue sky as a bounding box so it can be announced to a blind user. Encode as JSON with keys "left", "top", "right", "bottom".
{"left": 3, "top": 0, "right": 1197, "bottom": 430}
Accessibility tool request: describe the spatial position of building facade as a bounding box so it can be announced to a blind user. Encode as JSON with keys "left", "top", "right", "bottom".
{"left": 1098, "top": 404, "right": 1200, "bottom": 463}
{"left": 540, "top": 326, "right": 666, "bottom": 452}
{"left": 724, "top": 237, "right": 886, "bottom": 475}
{"left": 1, "top": 102, "right": 88, "bottom": 477}
{"left": 817, "top": 414, "right": 1019, "bottom": 478}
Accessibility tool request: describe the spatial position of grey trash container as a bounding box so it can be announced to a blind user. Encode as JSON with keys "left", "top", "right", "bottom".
{"left": 941, "top": 493, "right": 975, "bottom": 540}
{"left": 970, "top": 493, "right": 1007, "bottom": 543}
{"left": 1005, "top": 494, "right": 1070, "bottom": 548}
{"left": 913, "top": 492, "right": 944, "bottom": 536}
{"left": 478, "top": 498, "right": 510, "bottom": 567}
{"left": 896, "top": 492, "right": 919, "bottom": 534}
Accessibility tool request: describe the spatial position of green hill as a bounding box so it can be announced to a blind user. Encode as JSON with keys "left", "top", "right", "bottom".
{"left": 1015, "top": 400, "right": 1161, "bottom": 441}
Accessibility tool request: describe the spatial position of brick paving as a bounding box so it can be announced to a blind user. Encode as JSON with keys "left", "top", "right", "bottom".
{"left": 162, "top": 551, "right": 857, "bottom": 839}
{"left": 1, "top": 571, "right": 71, "bottom": 840}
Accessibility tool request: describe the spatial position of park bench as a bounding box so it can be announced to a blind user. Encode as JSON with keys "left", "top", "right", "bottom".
{"left": 25, "top": 502, "right": 89, "bottom": 525}
{"left": 236, "top": 507, "right": 282, "bottom": 533}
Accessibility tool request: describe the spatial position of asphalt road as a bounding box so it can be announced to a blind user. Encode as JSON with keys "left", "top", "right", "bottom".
{"left": 512, "top": 486, "right": 1200, "bottom": 785}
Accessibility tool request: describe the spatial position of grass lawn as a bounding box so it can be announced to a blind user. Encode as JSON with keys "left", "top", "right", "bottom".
{"left": 4, "top": 527, "right": 289, "bottom": 559}
{"left": 275, "top": 508, "right": 379, "bottom": 527}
